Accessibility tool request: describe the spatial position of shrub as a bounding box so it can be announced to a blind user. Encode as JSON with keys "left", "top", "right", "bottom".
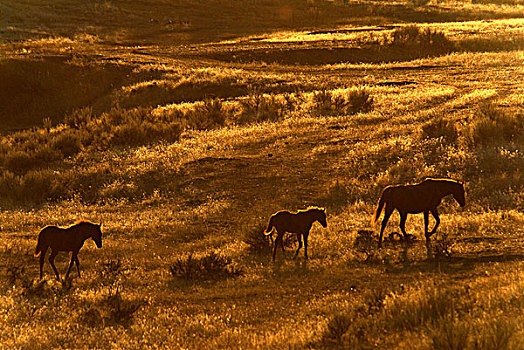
{"left": 187, "top": 98, "right": 227, "bottom": 130}
{"left": 312, "top": 89, "right": 373, "bottom": 116}
{"left": 3, "top": 150, "right": 35, "bottom": 174}
{"left": 323, "top": 313, "right": 353, "bottom": 345}
{"left": 101, "top": 292, "right": 142, "bottom": 327}
{"left": 469, "top": 104, "right": 524, "bottom": 146}
{"left": 0, "top": 171, "right": 19, "bottom": 202}
{"left": 21, "top": 169, "right": 67, "bottom": 203}
{"left": 322, "top": 181, "right": 352, "bottom": 212}
{"left": 33, "top": 143, "right": 62, "bottom": 164}
{"left": 0, "top": 169, "right": 67, "bottom": 205}
{"left": 64, "top": 107, "right": 94, "bottom": 129}
{"left": 238, "top": 93, "right": 286, "bottom": 124}
{"left": 422, "top": 117, "right": 458, "bottom": 143}
{"left": 50, "top": 130, "right": 83, "bottom": 157}
{"left": 472, "top": 318, "right": 517, "bottom": 350}
{"left": 432, "top": 233, "right": 455, "bottom": 259}
{"left": 94, "top": 258, "right": 140, "bottom": 327}
{"left": 346, "top": 89, "right": 374, "bottom": 115}
{"left": 312, "top": 89, "right": 337, "bottom": 116}
{"left": 353, "top": 229, "right": 376, "bottom": 261}
{"left": 169, "top": 251, "right": 243, "bottom": 281}
{"left": 99, "top": 180, "right": 141, "bottom": 201}
{"left": 383, "top": 285, "right": 460, "bottom": 331}
{"left": 99, "top": 259, "right": 129, "bottom": 297}
{"left": 430, "top": 318, "right": 471, "bottom": 350}
{"left": 388, "top": 26, "right": 455, "bottom": 57}
{"left": 409, "top": 0, "right": 431, "bottom": 6}
{"left": 242, "top": 221, "right": 272, "bottom": 254}
{"left": 109, "top": 120, "right": 183, "bottom": 147}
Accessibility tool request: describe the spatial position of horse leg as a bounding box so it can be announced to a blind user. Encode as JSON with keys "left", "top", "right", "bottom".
{"left": 39, "top": 246, "right": 48, "bottom": 279}
{"left": 294, "top": 234, "right": 303, "bottom": 258}
{"left": 75, "top": 255, "right": 81, "bottom": 277}
{"left": 273, "top": 231, "right": 283, "bottom": 261}
{"left": 48, "top": 250, "right": 60, "bottom": 281}
{"left": 304, "top": 232, "right": 309, "bottom": 259}
{"left": 429, "top": 208, "right": 440, "bottom": 236}
{"left": 65, "top": 252, "right": 75, "bottom": 280}
{"left": 399, "top": 212, "right": 408, "bottom": 240}
{"left": 40, "top": 247, "right": 48, "bottom": 279}
{"left": 424, "top": 211, "right": 430, "bottom": 238}
{"left": 378, "top": 206, "right": 394, "bottom": 248}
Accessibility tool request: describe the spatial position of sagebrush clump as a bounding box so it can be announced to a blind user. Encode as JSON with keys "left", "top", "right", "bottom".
{"left": 169, "top": 252, "right": 243, "bottom": 281}
{"left": 469, "top": 104, "right": 524, "bottom": 146}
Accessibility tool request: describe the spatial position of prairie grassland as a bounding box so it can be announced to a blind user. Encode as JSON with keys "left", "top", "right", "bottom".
{"left": 1, "top": 3, "right": 524, "bottom": 349}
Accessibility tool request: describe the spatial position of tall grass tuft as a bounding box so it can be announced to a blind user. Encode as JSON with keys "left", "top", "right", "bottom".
{"left": 353, "top": 229, "right": 377, "bottom": 262}
{"left": 472, "top": 318, "right": 517, "bottom": 350}
{"left": 187, "top": 98, "right": 227, "bottom": 130}
{"left": 242, "top": 221, "right": 272, "bottom": 254}
{"left": 422, "top": 117, "right": 458, "bottom": 143}
{"left": 383, "top": 284, "right": 461, "bottom": 331}
{"left": 237, "top": 93, "right": 287, "bottom": 124}
{"left": 387, "top": 25, "right": 455, "bottom": 58}
{"left": 312, "top": 89, "right": 373, "bottom": 116}
{"left": 430, "top": 318, "right": 471, "bottom": 350}
{"left": 169, "top": 251, "right": 243, "bottom": 281}
{"left": 469, "top": 104, "right": 524, "bottom": 146}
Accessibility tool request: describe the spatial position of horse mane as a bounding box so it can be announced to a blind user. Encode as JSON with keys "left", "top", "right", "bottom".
{"left": 423, "top": 177, "right": 463, "bottom": 186}
{"left": 72, "top": 220, "right": 99, "bottom": 227}
{"left": 297, "top": 206, "right": 326, "bottom": 214}
{"left": 301, "top": 206, "right": 325, "bottom": 212}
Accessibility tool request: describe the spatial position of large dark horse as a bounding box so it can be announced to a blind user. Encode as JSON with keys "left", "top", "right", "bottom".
{"left": 264, "top": 207, "right": 327, "bottom": 261}
{"left": 34, "top": 220, "right": 103, "bottom": 280}
{"left": 372, "top": 178, "right": 465, "bottom": 248}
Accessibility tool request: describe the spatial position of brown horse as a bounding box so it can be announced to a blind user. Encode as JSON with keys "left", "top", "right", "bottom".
{"left": 264, "top": 207, "right": 327, "bottom": 261}
{"left": 372, "top": 178, "right": 465, "bottom": 248}
{"left": 34, "top": 220, "right": 103, "bottom": 280}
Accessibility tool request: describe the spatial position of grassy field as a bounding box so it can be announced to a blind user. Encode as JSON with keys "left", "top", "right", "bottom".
{"left": 1, "top": 0, "right": 524, "bottom": 349}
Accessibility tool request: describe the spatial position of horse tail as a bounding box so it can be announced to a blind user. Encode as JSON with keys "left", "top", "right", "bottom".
{"left": 34, "top": 240, "right": 43, "bottom": 257}
{"left": 264, "top": 215, "right": 275, "bottom": 235}
{"left": 371, "top": 191, "right": 387, "bottom": 226}
{"left": 34, "top": 227, "right": 47, "bottom": 257}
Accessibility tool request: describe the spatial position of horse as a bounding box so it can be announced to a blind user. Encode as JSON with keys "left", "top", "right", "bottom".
{"left": 264, "top": 207, "right": 327, "bottom": 261}
{"left": 34, "top": 220, "right": 103, "bottom": 280}
{"left": 371, "top": 178, "right": 465, "bottom": 248}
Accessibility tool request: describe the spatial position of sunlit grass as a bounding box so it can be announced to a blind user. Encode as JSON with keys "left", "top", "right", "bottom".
{"left": 1, "top": 3, "right": 524, "bottom": 348}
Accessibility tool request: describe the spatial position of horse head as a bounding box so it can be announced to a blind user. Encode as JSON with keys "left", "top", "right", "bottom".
{"left": 91, "top": 223, "right": 103, "bottom": 248}
{"left": 453, "top": 182, "right": 466, "bottom": 207}
{"left": 317, "top": 208, "right": 327, "bottom": 228}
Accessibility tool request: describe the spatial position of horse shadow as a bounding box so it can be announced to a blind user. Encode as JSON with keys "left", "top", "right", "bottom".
{"left": 385, "top": 252, "right": 524, "bottom": 275}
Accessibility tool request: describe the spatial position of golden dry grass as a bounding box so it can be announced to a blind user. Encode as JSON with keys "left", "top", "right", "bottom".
{"left": 1, "top": 2, "right": 524, "bottom": 349}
